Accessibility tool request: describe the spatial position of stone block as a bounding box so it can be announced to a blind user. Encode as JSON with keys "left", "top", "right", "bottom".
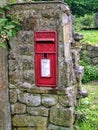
{"left": 22, "top": 70, "right": 35, "bottom": 84}
{"left": 18, "top": 93, "right": 41, "bottom": 107}
{"left": 20, "top": 31, "right": 34, "bottom": 44}
{"left": 8, "top": 60, "right": 20, "bottom": 71}
{"left": 18, "top": 44, "right": 34, "bottom": 56}
{"left": 20, "top": 87, "right": 66, "bottom": 95}
{"left": 81, "top": 44, "right": 87, "bottom": 50}
{"left": 20, "top": 55, "right": 34, "bottom": 70}
{"left": 86, "top": 44, "right": 94, "bottom": 51}
{"left": 94, "top": 51, "right": 98, "bottom": 57}
{"left": 9, "top": 72, "right": 20, "bottom": 84}
{"left": 58, "top": 95, "right": 73, "bottom": 107}
{"left": 9, "top": 84, "right": 17, "bottom": 89}
{"left": 95, "top": 45, "right": 98, "bottom": 51}
{"left": 42, "top": 94, "right": 58, "bottom": 107}
{"left": 27, "top": 106, "right": 49, "bottom": 117}
{"left": 12, "top": 115, "right": 47, "bottom": 128}
{"left": 19, "top": 82, "right": 35, "bottom": 89}
{"left": 11, "top": 103, "right": 26, "bottom": 114}
{"left": 9, "top": 89, "right": 17, "bottom": 103}
{"left": 47, "top": 124, "right": 73, "bottom": 130}
{"left": 92, "top": 57, "right": 98, "bottom": 65}
{"left": 95, "top": 13, "right": 98, "bottom": 28}
{"left": 88, "top": 51, "right": 95, "bottom": 58}
{"left": 50, "top": 105, "right": 74, "bottom": 127}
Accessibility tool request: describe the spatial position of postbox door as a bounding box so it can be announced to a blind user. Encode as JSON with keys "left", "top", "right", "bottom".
{"left": 34, "top": 31, "right": 58, "bottom": 87}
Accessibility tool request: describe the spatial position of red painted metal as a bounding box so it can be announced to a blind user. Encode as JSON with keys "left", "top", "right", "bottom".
{"left": 34, "top": 31, "right": 58, "bottom": 87}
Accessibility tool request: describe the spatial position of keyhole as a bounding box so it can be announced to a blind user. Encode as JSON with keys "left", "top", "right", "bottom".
{"left": 44, "top": 53, "right": 47, "bottom": 58}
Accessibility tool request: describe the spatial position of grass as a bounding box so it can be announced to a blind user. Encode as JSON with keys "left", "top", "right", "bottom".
{"left": 79, "top": 30, "right": 98, "bottom": 45}
{"left": 74, "top": 82, "right": 98, "bottom": 130}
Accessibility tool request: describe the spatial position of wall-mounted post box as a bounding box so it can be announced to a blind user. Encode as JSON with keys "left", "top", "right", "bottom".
{"left": 34, "top": 31, "right": 58, "bottom": 87}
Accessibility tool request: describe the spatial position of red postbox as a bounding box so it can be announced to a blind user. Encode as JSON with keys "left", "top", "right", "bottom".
{"left": 34, "top": 31, "right": 58, "bottom": 87}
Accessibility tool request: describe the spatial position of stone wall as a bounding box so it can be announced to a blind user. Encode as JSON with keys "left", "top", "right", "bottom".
{"left": 81, "top": 44, "right": 98, "bottom": 65}
{"left": 0, "top": 1, "right": 84, "bottom": 130}
{"left": 95, "top": 13, "right": 98, "bottom": 28}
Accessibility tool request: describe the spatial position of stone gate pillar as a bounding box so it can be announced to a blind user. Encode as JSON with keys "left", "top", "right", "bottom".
{"left": 0, "top": 48, "right": 11, "bottom": 130}
{"left": 6, "top": 1, "right": 85, "bottom": 130}
{"left": 0, "top": 1, "right": 11, "bottom": 130}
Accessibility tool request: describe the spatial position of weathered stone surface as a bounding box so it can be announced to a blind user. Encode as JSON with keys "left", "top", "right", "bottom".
{"left": 95, "top": 13, "right": 98, "bottom": 28}
{"left": 8, "top": 60, "right": 19, "bottom": 71}
{"left": 18, "top": 44, "right": 34, "bottom": 56}
{"left": 81, "top": 44, "right": 87, "bottom": 50}
{"left": 11, "top": 103, "right": 26, "bottom": 114}
{"left": 13, "top": 128, "right": 17, "bottom": 130}
{"left": 13, "top": 115, "right": 47, "bottom": 127}
{"left": 86, "top": 44, "right": 94, "bottom": 51}
{"left": 74, "top": 33, "right": 83, "bottom": 41}
{"left": 92, "top": 57, "right": 98, "bottom": 65}
{"left": 95, "top": 45, "right": 98, "bottom": 51}
{"left": 17, "top": 127, "right": 35, "bottom": 130}
{"left": 9, "top": 84, "right": 17, "bottom": 89}
{"left": 75, "top": 65, "right": 84, "bottom": 82}
{"left": 9, "top": 89, "right": 17, "bottom": 103}
{"left": 71, "top": 49, "right": 80, "bottom": 67}
{"left": 27, "top": 106, "right": 49, "bottom": 117}
{"left": 50, "top": 105, "right": 74, "bottom": 127}
{"left": 42, "top": 94, "right": 58, "bottom": 107}
{"left": 94, "top": 51, "right": 98, "bottom": 57}
{"left": 9, "top": 71, "right": 20, "bottom": 84}
{"left": 20, "top": 87, "right": 67, "bottom": 95}
{"left": 18, "top": 93, "right": 41, "bottom": 106}
{"left": 58, "top": 95, "right": 73, "bottom": 107}
{"left": 47, "top": 124, "right": 73, "bottom": 130}
{"left": 88, "top": 50, "right": 95, "bottom": 58}
{"left": 19, "top": 82, "right": 35, "bottom": 89}
{"left": 20, "top": 55, "right": 34, "bottom": 70}
{"left": 60, "top": 61, "right": 76, "bottom": 87}
{"left": 22, "top": 70, "right": 35, "bottom": 84}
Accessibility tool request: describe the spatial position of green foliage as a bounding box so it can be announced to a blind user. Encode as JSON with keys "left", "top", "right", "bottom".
{"left": 80, "top": 51, "right": 98, "bottom": 83}
{"left": 79, "top": 30, "right": 98, "bottom": 45}
{"left": 74, "top": 14, "right": 94, "bottom": 31}
{"left": 0, "top": 4, "right": 21, "bottom": 48}
{"left": 75, "top": 83, "right": 98, "bottom": 130}
{"left": 64, "top": 0, "right": 98, "bottom": 16}
{"left": 58, "top": 127, "right": 61, "bottom": 130}
{"left": 82, "top": 65, "right": 98, "bottom": 83}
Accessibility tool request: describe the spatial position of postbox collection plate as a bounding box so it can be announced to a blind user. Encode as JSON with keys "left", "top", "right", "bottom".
{"left": 34, "top": 31, "right": 58, "bottom": 87}
{"left": 41, "top": 59, "right": 51, "bottom": 77}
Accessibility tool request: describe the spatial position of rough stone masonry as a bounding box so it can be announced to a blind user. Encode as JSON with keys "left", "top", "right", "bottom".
{"left": 0, "top": 1, "right": 85, "bottom": 130}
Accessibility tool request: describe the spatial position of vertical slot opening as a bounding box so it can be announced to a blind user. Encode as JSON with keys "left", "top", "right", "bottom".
{"left": 44, "top": 53, "right": 47, "bottom": 58}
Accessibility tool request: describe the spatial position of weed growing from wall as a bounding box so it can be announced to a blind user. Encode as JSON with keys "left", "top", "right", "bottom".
{"left": 0, "top": 4, "right": 21, "bottom": 48}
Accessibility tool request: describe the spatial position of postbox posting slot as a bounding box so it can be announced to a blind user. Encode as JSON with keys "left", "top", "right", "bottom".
{"left": 35, "top": 39, "right": 54, "bottom": 43}
{"left": 34, "top": 31, "right": 58, "bottom": 87}
{"left": 44, "top": 53, "right": 47, "bottom": 58}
